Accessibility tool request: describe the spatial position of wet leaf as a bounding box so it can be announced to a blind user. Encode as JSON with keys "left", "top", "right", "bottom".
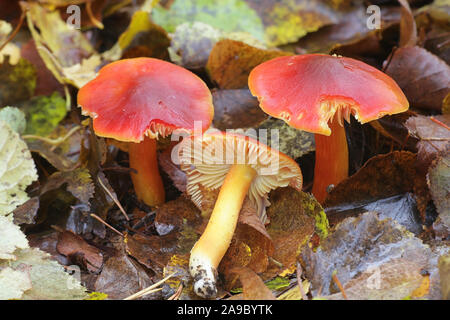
{"left": 94, "top": 252, "right": 154, "bottom": 300}
{"left": 384, "top": 46, "right": 450, "bottom": 111}
{"left": 0, "top": 120, "right": 38, "bottom": 216}
{"left": 0, "top": 106, "right": 26, "bottom": 134}
{"left": 206, "top": 39, "right": 292, "bottom": 89}
{"left": 324, "top": 151, "right": 417, "bottom": 208}
{"left": 212, "top": 89, "right": 268, "bottom": 130}
{"left": 56, "top": 230, "right": 103, "bottom": 273}
{"left": 299, "top": 212, "right": 440, "bottom": 299}
{"left": 0, "top": 58, "right": 36, "bottom": 107}
{"left": 398, "top": 0, "right": 417, "bottom": 47}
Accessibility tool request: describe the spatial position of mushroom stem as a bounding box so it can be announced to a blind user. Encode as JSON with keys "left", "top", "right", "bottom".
{"left": 128, "top": 136, "right": 165, "bottom": 206}
{"left": 190, "top": 164, "right": 257, "bottom": 298}
{"left": 312, "top": 119, "right": 348, "bottom": 203}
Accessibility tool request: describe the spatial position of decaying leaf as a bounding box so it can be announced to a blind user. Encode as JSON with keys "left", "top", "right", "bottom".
{"left": 0, "top": 247, "right": 88, "bottom": 300}
{"left": 206, "top": 39, "right": 292, "bottom": 89}
{"left": 427, "top": 149, "right": 450, "bottom": 230}
{"left": 324, "top": 151, "right": 416, "bottom": 208}
{"left": 384, "top": 46, "right": 450, "bottom": 111}
{"left": 0, "top": 120, "right": 38, "bottom": 216}
{"left": 439, "top": 254, "right": 450, "bottom": 300}
{"left": 0, "top": 58, "right": 36, "bottom": 107}
{"left": 0, "top": 215, "right": 29, "bottom": 260}
{"left": 0, "top": 267, "right": 32, "bottom": 300}
{"left": 152, "top": 0, "right": 266, "bottom": 43}
{"left": 56, "top": 230, "right": 103, "bottom": 273}
{"left": 0, "top": 106, "right": 26, "bottom": 134}
{"left": 230, "top": 267, "right": 276, "bottom": 300}
{"left": 40, "top": 168, "right": 95, "bottom": 206}
{"left": 299, "top": 212, "right": 444, "bottom": 299}
{"left": 212, "top": 89, "right": 268, "bottom": 130}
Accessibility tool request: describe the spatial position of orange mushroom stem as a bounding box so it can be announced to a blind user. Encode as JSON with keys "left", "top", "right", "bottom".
{"left": 312, "top": 115, "right": 348, "bottom": 203}
{"left": 128, "top": 136, "right": 165, "bottom": 206}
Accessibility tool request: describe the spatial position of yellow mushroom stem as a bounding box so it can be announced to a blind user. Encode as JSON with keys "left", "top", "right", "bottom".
{"left": 189, "top": 164, "right": 257, "bottom": 298}
{"left": 128, "top": 136, "right": 165, "bottom": 207}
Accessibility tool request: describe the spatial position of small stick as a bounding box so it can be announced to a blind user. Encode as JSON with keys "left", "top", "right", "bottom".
{"left": 22, "top": 126, "right": 81, "bottom": 150}
{"left": 0, "top": 9, "right": 26, "bottom": 52}
{"left": 332, "top": 271, "right": 348, "bottom": 300}
{"left": 97, "top": 176, "right": 130, "bottom": 221}
{"left": 296, "top": 262, "right": 308, "bottom": 300}
{"left": 430, "top": 116, "right": 450, "bottom": 131}
{"left": 124, "top": 273, "right": 176, "bottom": 300}
{"left": 86, "top": 0, "right": 104, "bottom": 29}
{"left": 168, "top": 284, "right": 183, "bottom": 300}
{"left": 90, "top": 213, "right": 123, "bottom": 237}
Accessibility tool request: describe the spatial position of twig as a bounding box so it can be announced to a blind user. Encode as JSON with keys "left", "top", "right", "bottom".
{"left": 332, "top": 271, "right": 348, "bottom": 300}
{"left": 124, "top": 273, "right": 177, "bottom": 300}
{"left": 0, "top": 8, "right": 26, "bottom": 52}
{"left": 296, "top": 262, "right": 308, "bottom": 300}
{"left": 168, "top": 284, "right": 183, "bottom": 300}
{"left": 97, "top": 176, "right": 130, "bottom": 221}
{"left": 430, "top": 116, "right": 450, "bottom": 131}
{"left": 86, "top": 0, "right": 104, "bottom": 29}
{"left": 22, "top": 126, "right": 81, "bottom": 151}
{"left": 90, "top": 213, "right": 123, "bottom": 237}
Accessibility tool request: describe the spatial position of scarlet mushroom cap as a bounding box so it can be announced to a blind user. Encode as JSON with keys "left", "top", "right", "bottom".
{"left": 248, "top": 54, "right": 409, "bottom": 135}
{"left": 78, "top": 57, "right": 214, "bottom": 142}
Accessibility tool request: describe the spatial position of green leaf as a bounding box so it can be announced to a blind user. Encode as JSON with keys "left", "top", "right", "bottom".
{"left": 152, "top": 0, "right": 265, "bottom": 42}
{"left": 0, "top": 58, "right": 36, "bottom": 107}
{"left": 22, "top": 92, "right": 67, "bottom": 137}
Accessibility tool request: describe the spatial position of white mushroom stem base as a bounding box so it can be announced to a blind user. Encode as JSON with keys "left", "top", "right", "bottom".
{"left": 189, "top": 164, "right": 257, "bottom": 298}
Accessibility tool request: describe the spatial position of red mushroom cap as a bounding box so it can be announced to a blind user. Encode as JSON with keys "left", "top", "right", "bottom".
{"left": 248, "top": 54, "right": 409, "bottom": 136}
{"left": 78, "top": 58, "right": 214, "bottom": 142}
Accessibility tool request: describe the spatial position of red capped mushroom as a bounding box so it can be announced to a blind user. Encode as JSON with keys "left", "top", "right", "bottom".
{"left": 249, "top": 54, "right": 409, "bottom": 203}
{"left": 78, "top": 58, "right": 214, "bottom": 206}
{"left": 178, "top": 131, "right": 302, "bottom": 298}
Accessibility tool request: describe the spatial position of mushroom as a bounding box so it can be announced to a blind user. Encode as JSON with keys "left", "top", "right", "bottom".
{"left": 78, "top": 58, "right": 214, "bottom": 206}
{"left": 248, "top": 54, "right": 409, "bottom": 203}
{"left": 178, "top": 131, "right": 303, "bottom": 298}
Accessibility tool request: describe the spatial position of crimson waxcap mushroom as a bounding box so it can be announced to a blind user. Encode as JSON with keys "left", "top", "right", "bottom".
{"left": 178, "top": 131, "right": 302, "bottom": 298}
{"left": 249, "top": 54, "right": 409, "bottom": 203}
{"left": 78, "top": 58, "right": 214, "bottom": 206}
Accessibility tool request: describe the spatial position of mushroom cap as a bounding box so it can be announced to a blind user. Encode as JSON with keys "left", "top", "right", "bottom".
{"left": 77, "top": 58, "right": 214, "bottom": 142}
{"left": 178, "top": 131, "right": 302, "bottom": 222}
{"left": 248, "top": 54, "right": 409, "bottom": 136}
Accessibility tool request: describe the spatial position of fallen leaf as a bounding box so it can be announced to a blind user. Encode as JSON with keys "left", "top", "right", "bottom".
{"left": 0, "top": 215, "right": 29, "bottom": 260}
{"left": 398, "top": 0, "right": 417, "bottom": 47}
{"left": 0, "top": 267, "right": 32, "bottom": 300}
{"left": 0, "top": 106, "right": 26, "bottom": 134}
{"left": 212, "top": 89, "right": 268, "bottom": 130}
{"left": 0, "top": 120, "right": 38, "bottom": 216}
{"left": 299, "top": 212, "right": 440, "bottom": 299}
{"left": 427, "top": 149, "right": 450, "bottom": 230}
{"left": 56, "top": 230, "right": 103, "bottom": 273}
{"left": 384, "top": 46, "right": 450, "bottom": 111}
{"left": 206, "top": 39, "right": 292, "bottom": 89}
{"left": 439, "top": 254, "right": 450, "bottom": 300}
{"left": 12, "top": 196, "right": 39, "bottom": 225}
{"left": 230, "top": 267, "right": 276, "bottom": 300}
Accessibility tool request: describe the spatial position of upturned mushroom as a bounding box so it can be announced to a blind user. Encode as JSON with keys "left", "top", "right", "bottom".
{"left": 78, "top": 58, "right": 214, "bottom": 207}
{"left": 177, "top": 131, "right": 303, "bottom": 298}
{"left": 248, "top": 54, "right": 409, "bottom": 203}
